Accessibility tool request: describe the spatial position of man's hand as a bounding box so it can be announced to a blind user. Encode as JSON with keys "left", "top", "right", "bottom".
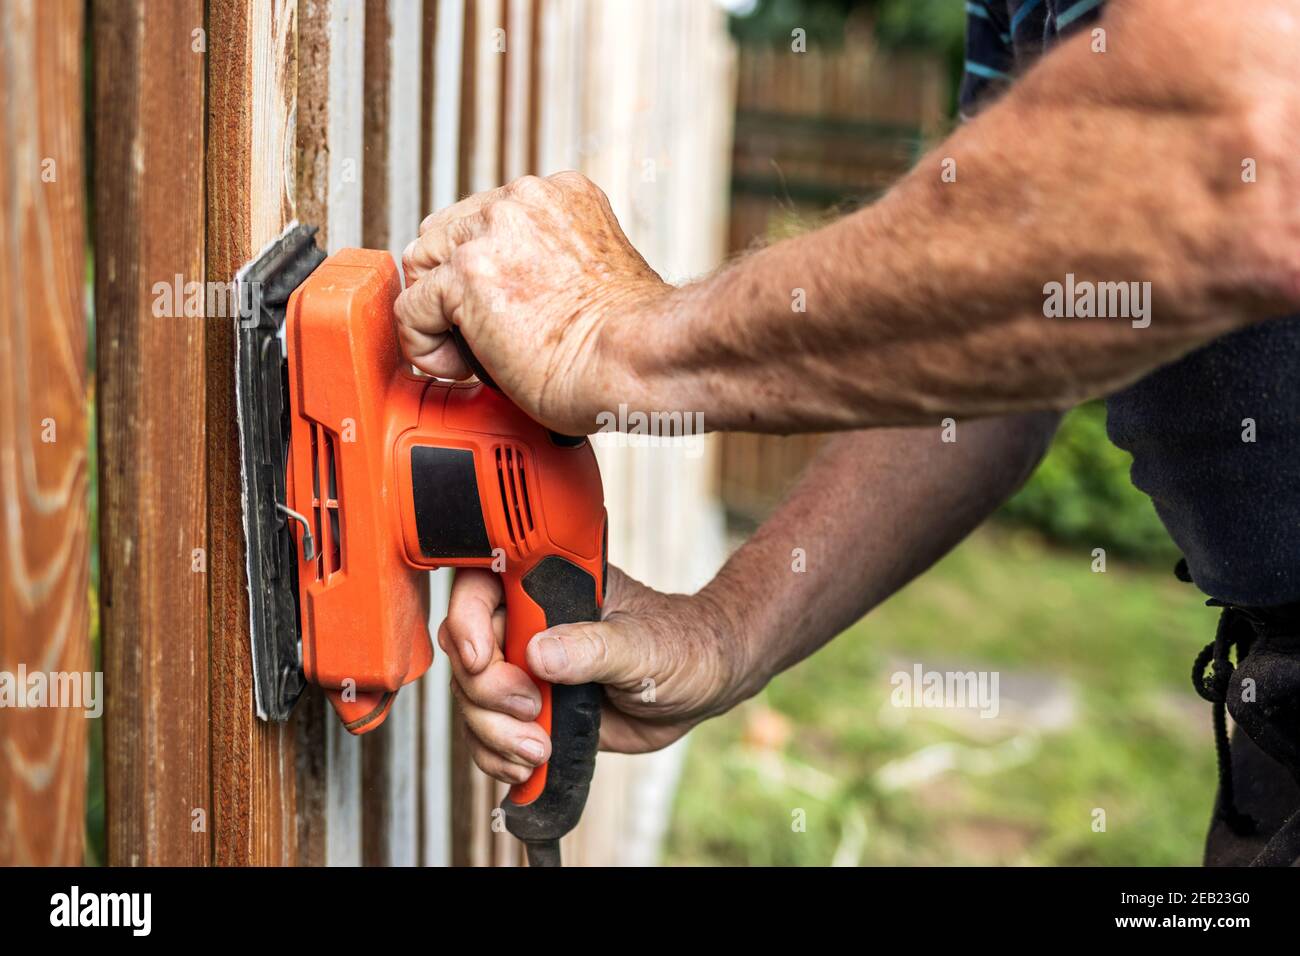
{"left": 395, "top": 171, "right": 669, "bottom": 436}
{"left": 440, "top": 565, "right": 748, "bottom": 786}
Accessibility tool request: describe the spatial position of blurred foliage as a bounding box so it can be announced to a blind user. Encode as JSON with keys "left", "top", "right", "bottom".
{"left": 729, "top": 0, "right": 867, "bottom": 46}
{"left": 998, "top": 402, "right": 1179, "bottom": 564}
{"left": 667, "top": 527, "right": 1217, "bottom": 866}
{"left": 730, "top": 0, "right": 964, "bottom": 52}
{"left": 729, "top": 0, "right": 967, "bottom": 112}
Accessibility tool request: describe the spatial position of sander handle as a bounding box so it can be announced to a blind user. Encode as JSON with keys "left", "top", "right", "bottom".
{"left": 499, "top": 555, "right": 605, "bottom": 864}
{"left": 449, "top": 323, "right": 604, "bottom": 865}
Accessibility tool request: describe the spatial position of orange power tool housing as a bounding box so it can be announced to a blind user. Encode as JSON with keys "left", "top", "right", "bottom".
{"left": 283, "top": 248, "right": 607, "bottom": 840}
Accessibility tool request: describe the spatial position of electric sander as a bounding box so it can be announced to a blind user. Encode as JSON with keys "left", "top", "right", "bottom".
{"left": 235, "top": 225, "right": 606, "bottom": 866}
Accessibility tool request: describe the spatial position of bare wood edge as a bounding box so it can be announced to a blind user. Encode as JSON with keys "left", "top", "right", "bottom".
{"left": 207, "top": 0, "right": 309, "bottom": 867}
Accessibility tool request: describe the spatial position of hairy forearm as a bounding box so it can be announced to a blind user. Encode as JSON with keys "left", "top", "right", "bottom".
{"left": 701, "top": 412, "right": 1058, "bottom": 699}
{"left": 616, "top": 1, "right": 1300, "bottom": 432}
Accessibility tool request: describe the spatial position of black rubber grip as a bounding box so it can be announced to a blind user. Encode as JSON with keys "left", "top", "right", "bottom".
{"left": 501, "top": 555, "right": 603, "bottom": 846}
{"left": 449, "top": 326, "right": 501, "bottom": 391}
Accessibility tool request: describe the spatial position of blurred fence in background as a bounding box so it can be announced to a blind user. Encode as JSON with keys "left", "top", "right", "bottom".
{"left": 720, "top": 37, "right": 948, "bottom": 526}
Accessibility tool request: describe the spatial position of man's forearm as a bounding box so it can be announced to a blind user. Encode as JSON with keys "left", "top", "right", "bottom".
{"left": 618, "top": 0, "right": 1300, "bottom": 432}
{"left": 702, "top": 412, "right": 1058, "bottom": 699}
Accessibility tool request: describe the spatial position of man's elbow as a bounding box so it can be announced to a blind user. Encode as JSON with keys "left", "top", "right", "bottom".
{"left": 1114, "top": 0, "right": 1300, "bottom": 319}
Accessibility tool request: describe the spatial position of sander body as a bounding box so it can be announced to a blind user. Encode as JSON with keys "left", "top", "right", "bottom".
{"left": 236, "top": 231, "right": 606, "bottom": 862}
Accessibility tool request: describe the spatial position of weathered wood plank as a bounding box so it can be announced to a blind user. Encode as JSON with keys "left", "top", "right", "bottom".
{"left": 93, "top": 0, "right": 210, "bottom": 867}
{"left": 297, "top": 0, "right": 369, "bottom": 868}
{"left": 419, "top": 1, "right": 466, "bottom": 870}
{"left": 0, "top": 0, "right": 90, "bottom": 868}
{"left": 361, "top": 0, "right": 425, "bottom": 868}
{"left": 444, "top": 0, "right": 520, "bottom": 868}
{"left": 501, "top": 0, "right": 534, "bottom": 182}
{"left": 206, "top": 0, "right": 311, "bottom": 867}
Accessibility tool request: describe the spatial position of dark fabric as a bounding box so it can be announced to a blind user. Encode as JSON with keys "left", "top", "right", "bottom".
{"left": 1192, "top": 596, "right": 1300, "bottom": 864}
{"left": 1203, "top": 727, "right": 1300, "bottom": 866}
{"left": 962, "top": 0, "right": 1300, "bottom": 607}
{"left": 1108, "top": 322, "right": 1300, "bottom": 607}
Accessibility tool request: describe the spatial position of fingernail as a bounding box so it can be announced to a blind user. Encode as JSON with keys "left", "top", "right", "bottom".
{"left": 461, "top": 640, "right": 478, "bottom": 669}
{"left": 537, "top": 636, "right": 568, "bottom": 676}
{"left": 403, "top": 238, "right": 417, "bottom": 261}
{"left": 507, "top": 694, "right": 539, "bottom": 719}
{"left": 517, "top": 739, "right": 545, "bottom": 764}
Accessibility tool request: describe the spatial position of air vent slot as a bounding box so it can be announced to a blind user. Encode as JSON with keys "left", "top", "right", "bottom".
{"left": 494, "top": 445, "right": 534, "bottom": 555}
{"left": 310, "top": 423, "right": 344, "bottom": 579}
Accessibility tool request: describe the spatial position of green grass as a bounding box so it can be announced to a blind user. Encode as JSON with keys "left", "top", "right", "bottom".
{"left": 664, "top": 527, "right": 1220, "bottom": 866}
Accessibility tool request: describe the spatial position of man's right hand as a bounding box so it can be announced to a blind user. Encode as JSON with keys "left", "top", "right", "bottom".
{"left": 395, "top": 172, "right": 671, "bottom": 437}
{"left": 439, "top": 565, "right": 751, "bottom": 786}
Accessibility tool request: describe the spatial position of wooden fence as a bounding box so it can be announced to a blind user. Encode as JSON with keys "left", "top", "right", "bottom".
{"left": 0, "top": 0, "right": 732, "bottom": 867}
{"left": 0, "top": 0, "right": 90, "bottom": 866}
{"left": 721, "top": 38, "right": 948, "bottom": 525}
{"left": 730, "top": 38, "right": 948, "bottom": 252}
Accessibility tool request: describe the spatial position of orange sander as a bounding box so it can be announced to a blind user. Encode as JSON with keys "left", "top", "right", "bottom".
{"left": 235, "top": 226, "right": 606, "bottom": 866}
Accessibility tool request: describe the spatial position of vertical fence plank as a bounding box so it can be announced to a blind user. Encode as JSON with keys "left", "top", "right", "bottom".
{"left": 423, "top": 1, "right": 465, "bottom": 867}
{"left": 206, "top": 0, "right": 312, "bottom": 866}
{"left": 450, "top": 0, "right": 507, "bottom": 866}
{"left": 361, "top": 0, "right": 425, "bottom": 868}
{"left": 501, "top": 0, "right": 534, "bottom": 182}
{"left": 296, "top": 0, "right": 368, "bottom": 868}
{"left": 94, "top": 0, "right": 210, "bottom": 867}
{"left": 0, "top": 0, "right": 90, "bottom": 867}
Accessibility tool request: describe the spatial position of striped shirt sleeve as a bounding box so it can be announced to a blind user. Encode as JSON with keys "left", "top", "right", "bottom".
{"left": 959, "top": 1, "right": 1015, "bottom": 120}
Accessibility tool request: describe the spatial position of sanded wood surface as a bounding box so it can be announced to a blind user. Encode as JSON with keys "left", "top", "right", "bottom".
{"left": 0, "top": 0, "right": 91, "bottom": 866}
{"left": 94, "top": 0, "right": 210, "bottom": 867}
{"left": 205, "top": 0, "right": 319, "bottom": 866}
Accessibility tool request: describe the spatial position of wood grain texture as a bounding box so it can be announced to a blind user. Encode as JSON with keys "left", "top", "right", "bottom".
{"left": 93, "top": 0, "right": 210, "bottom": 867}
{"left": 0, "top": 0, "right": 90, "bottom": 867}
{"left": 360, "top": 0, "right": 427, "bottom": 868}
{"left": 298, "top": 0, "right": 369, "bottom": 868}
{"left": 206, "top": 0, "right": 313, "bottom": 867}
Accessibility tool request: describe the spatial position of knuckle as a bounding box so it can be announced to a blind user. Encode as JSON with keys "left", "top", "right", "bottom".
{"left": 506, "top": 174, "right": 548, "bottom": 202}
{"left": 401, "top": 240, "right": 422, "bottom": 272}
{"left": 452, "top": 241, "right": 495, "bottom": 280}
{"left": 547, "top": 169, "right": 590, "bottom": 191}
{"left": 449, "top": 678, "right": 466, "bottom": 707}
{"left": 469, "top": 744, "right": 503, "bottom": 777}
{"left": 573, "top": 624, "right": 612, "bottom": 671}
{"left": 484, "top": 198, "right": 524, "bottom": 228}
